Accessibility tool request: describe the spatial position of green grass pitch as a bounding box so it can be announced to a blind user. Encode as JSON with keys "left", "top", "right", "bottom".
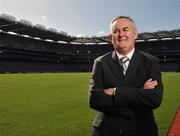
{"left": 0, "top": 72, "right": 179, "bottom": 136}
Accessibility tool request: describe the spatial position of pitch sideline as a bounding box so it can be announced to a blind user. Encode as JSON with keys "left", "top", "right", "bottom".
{"left": 167, "top": 106, "right": 180, "bottom": 136}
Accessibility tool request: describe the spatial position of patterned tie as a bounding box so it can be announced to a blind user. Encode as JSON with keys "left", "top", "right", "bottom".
{"left": 119, "top": 56, "right": 129, "bottom": 75}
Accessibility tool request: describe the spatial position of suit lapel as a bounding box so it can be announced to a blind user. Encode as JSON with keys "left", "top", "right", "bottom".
{"left": 124, "top": 49, "right": 142, "bottom": 82}
{"left": 107, "top": 50, "right": 142, "bottom": 84}
{"left": 108, "top": 51, "right": 124, "bottom": 81}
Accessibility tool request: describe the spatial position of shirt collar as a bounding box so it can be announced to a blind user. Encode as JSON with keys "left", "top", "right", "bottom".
{"left": 115, "top": 48, "right": 135, "bottom": 60}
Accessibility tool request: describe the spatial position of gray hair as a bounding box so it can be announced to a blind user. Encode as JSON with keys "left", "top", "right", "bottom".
{"left": 110, "top": 16, "right": 137, "bottom": 32}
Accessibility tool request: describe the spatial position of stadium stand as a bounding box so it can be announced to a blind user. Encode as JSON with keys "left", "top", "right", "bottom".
{"left": 0, "top": 13, "right": 180, "bottom": 73}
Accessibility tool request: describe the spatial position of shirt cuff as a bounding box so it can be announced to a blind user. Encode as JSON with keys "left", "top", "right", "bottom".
{"left": 113, "top": 87, "right": 116, "bottom": 96}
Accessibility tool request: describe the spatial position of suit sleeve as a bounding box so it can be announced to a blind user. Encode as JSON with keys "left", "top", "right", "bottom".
{"left": 89, "top": 59, "right": 114, "bottom": 108}
{"left": 89, "top": 59, "right": 133, "bottom": 117}
{"left": 114, "top": 57, "right": 163, "bottom": 109}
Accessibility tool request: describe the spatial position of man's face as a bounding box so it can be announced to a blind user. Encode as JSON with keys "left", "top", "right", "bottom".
{"left": 110, "top": 18, "right": 137, "bottom": 55}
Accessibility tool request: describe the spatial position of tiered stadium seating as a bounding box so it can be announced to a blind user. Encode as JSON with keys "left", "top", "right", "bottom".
{"left": 0, "top": 13, "right": 180, "bottom": 73}
{"left": 0, "top": 31, "right": 180, "bottom": 73}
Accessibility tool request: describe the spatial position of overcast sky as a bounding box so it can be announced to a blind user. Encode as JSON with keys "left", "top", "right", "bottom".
{"left": 1, "top": 0, "right": 180, "bottom": 37}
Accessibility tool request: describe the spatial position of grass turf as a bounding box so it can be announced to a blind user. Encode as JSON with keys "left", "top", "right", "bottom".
{"left": 0, "top": 72, "right": 179, "bottom": 136}
{"left": 155, "top": 72, "right": 180, "bottom": 136}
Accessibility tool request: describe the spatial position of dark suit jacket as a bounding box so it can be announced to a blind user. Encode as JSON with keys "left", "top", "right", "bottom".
{"left": 89, "top": 49, "right": 163, "bottom": 136}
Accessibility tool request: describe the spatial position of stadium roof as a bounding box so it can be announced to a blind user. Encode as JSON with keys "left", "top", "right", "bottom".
{"left": 1, "top": 13, "right": 180, "bottom": 44}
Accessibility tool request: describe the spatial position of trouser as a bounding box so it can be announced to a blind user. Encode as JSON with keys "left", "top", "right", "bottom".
{"left": 91, "top": 127, "right": 158, "bottom": 136}
{"left": 91, "top": 127, "right": 122, "bottom": 136}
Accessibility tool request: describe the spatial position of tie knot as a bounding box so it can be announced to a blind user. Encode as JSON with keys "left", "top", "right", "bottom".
{"left": 120, "top": 56, "right": 129, "bottom": 64}
{"left": 119, "top": 56, "right": 129, "bottom": 75}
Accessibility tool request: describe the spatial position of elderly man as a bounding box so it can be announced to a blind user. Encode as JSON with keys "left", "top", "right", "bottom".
{"left": 89, "top": 16, "right": 163, "bottom": 136}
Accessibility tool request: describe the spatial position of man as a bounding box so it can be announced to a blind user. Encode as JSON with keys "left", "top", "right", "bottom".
{"left": 89, "top": 16, "right": 163, "bottom": 136}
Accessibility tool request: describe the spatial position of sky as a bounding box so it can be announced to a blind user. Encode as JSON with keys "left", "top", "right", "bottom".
{"left": 0, "top": 0, "right": 180, "bottom": 37}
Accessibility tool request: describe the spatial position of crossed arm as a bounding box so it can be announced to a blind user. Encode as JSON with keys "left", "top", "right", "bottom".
{"left": 104, "top": 78, "right": 158, "bottom": 96}
{"left": 89, "top": 57, "right": 163, "bottom": 115}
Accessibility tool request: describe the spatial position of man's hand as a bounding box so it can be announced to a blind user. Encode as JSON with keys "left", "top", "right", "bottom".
{"left": 104, "top": 88, "right": 114, "bottom": 96}
{"left": 143, "top": 78, "right": 158, "bottom": 89}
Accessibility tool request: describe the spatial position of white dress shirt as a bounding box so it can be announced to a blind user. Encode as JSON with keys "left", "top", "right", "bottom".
{"left": 115, "top": 48, "right": 135, "bottom": 69}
